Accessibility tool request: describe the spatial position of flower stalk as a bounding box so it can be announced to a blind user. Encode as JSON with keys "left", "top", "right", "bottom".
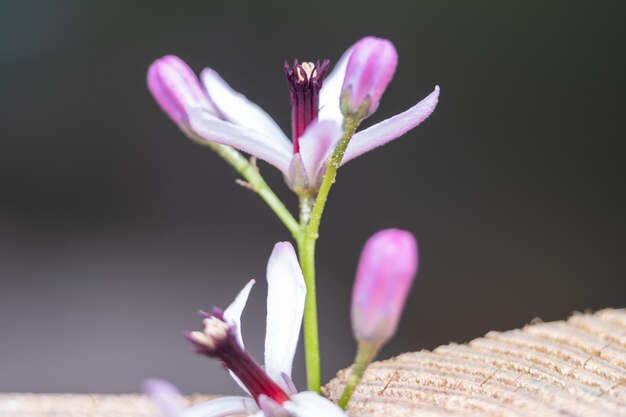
{"left": 202, "top": 141, "right": 301, "bottom": 237}
{"left": 337, "top": 341, "right": 379, "bottom": 409}
{"left": 295, "top": 116, "right": 360, "bottom": 392}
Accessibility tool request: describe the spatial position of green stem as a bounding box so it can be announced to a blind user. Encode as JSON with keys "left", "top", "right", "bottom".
{"left": 199, "top": 116, "right": 359, "bottom": 393}
{"left": 206, "top": 143, "right": 301, "bottom": 238}
{"left": 296, "top": 117, "right": 360, "bottom": 392}
{"left": 338, "top": 342, "right": 379, "bottom": 408}
{"left": 297, "top": 219, "right": 320, "bottom": 392}
{"left": 307, "top": 117, "right": 359, "bottom": 235}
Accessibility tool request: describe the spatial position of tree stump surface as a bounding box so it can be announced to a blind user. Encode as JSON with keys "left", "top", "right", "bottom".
{"left": 1, "top": 308, "right": 624, "bottom": 416}
{"left": 325, "top": 308, "right": 626, "bottom": 416}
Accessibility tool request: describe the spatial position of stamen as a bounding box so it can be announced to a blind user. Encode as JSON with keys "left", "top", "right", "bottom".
{"left": 284, "top": 59, "right": 330, "bottom": 153}
{"left": 298, "top": 62, "right": 317, "bottom": 82}
{"left": 186, "top": 311, "right": 290, "bottom": 405}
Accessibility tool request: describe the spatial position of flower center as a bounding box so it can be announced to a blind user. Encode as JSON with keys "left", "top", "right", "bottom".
{"left": 186, "top": 310, "right": 290, "bottom": 405}
{"left": 284, "top": 59, "right": 330, "bottom": 153}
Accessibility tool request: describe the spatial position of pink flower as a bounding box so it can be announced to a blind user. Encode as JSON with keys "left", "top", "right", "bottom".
{"left": 352, "top": 229, "right": 418, "bottom": 345}
{"left": 340, "top": 37, "right": 398, "bottom": 118}
{"left": 147, "top": 37, "right": 439, "bottom": 193}
{"left": 147, "top": 56, "right": 215, "bottom": 130}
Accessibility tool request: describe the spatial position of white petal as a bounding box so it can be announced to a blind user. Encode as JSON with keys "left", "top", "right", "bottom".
{"left": 283, "top": 392, "right": 347, "bottom": 417}
{"left": 318, "top": 45, "right": 353, "bottom": 125}
{"left": 222, "top": 279, "right": 255, "bottom": 395}
{"left": 189, "top": 108, "right": 292, "bottom": 175}
{"left": 223, "top": 279, "right": 255, "bottom": 348}
{"left": 143, "top": 379, "right": 187, "bottom": 417}
{"left": 201, "top": 69, "right": 292, "bottom": 149}
{"left": 297, "top": 120, "right": 342, "bottom": 188}
{"left": 184, "top": 396, "right": 258, "bottom": 417}
{"left": 342, "top": 86, "right": 440, "bottom": 165}
{"left": 264, "top": 242, "right": 306, "bottom": 384}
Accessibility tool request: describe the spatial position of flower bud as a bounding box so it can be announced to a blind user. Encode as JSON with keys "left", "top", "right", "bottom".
{"left": 351, "top": 229, "right": 418, "bottom": 345}
{"left": 340, "top": 37, "right": 398, "bottom": 119}
{"left": 147, "top": 55, "right": 214, "bottom": 127}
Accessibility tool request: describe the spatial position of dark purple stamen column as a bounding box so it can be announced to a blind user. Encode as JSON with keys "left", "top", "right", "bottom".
{"left": 284, "top": 60, "right": 330, "bottom": 153}
{"left": 186, "top": 312, "right": 290, "bottom": 405}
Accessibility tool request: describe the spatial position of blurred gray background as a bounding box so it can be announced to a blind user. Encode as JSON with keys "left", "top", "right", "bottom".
{"left": 1, "top": 0, "right": 625, "bottom": 394}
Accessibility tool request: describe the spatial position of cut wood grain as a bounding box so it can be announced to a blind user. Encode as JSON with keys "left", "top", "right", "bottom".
{"left": 1, "top": 308, "right": 624, "bottom": 416}
{"left": 325, "top": 308, "right": 626, "bottom": 417}
{"left": 0, "top": 394, "right": 213, "bottom": 417}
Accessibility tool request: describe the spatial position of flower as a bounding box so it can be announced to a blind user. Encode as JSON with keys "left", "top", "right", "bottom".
{"left": 147, "top": 55, "right": 216, "bottom": 131}
{"left": 340, "top": 37, "right": 398, "bottom": 118}
{"left": 352, "top": 229, "right": 418, "bottom": 346}
{"left": 144, "top": 242, "right": 346, "bottom": 417}
{"left": 147, "top": 36, "right": 439, "bottom": 194}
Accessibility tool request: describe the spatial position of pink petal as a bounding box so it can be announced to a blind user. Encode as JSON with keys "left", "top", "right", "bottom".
{"left": 352, "top": 229, "right": 418, "bottom": 345}
{"left": 297, "top": 120, "right": 342, "bottom": 190}
{"left": 342, "top": 86, "right": 440, "bottom": 165}
{"left": 147, "top": 56, "right": 215, "bottom": 127}
{"left": 340, "top": 37, "right": 398, "bottom": 118}
{"left": 188, "top": 108, "right": 292, "bottom": 175}
{"left": 201, "top": 68, "right": 292, "bottom": 150}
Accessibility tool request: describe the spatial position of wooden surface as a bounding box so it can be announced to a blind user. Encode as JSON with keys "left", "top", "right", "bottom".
{"left": 325, "top": 308, "right": 626, "bottom": 416}
{"left": 0, "top": 394, "right": 214, "bottom": 417}
{"left": 1, "top": 308, "right": 624, "bottom": 416}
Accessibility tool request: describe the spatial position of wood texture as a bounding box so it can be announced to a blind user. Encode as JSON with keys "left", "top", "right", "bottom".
{"left": 1, "top": 308, "right": 624, "bottom": 416}
{"left": 0, "top": 394, "right": 213, "bottom": 417}
{"left": 325, "top": 308, "right": 626, "bottom": 416}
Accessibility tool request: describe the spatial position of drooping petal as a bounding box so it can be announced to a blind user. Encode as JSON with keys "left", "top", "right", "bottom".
{"left": 342, "top": 86, "right": 440, "bottom": 165}
{"left": 189, "top": 108, "right": 292, "bottom": 174}
{"left": 143, "top": 379, "right": 187, "bottom": 417}
{"left": 264, "top": 242, "right": 306, "bottom": 384}
{"left": 184, "top": 396, "right": 258, "bottom": 417}
{"left": 318, "top": 45, "right": 353, "bottom": 125}
{"left": 223, "top": 279, "right": 255, "bottom": 349}
{"left": 201, "top": 69, "right": 292, "bottom": 150}
{"left": 283, "top": 392, "right": 348, "bottom": 417}
{"left": 297, "top": 120, "right": 342, "bottom": 190}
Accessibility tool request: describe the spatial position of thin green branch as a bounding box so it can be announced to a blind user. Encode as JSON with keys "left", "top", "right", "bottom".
{"left": 307, "top": 117, "right": 359, "bottom": 237}
{"left": 296, "top": 117, "right": 360, "bottom": 393}
{"left": 338, "top": 342, "right": 379, "bottom": 408}
{"left": 296, "top": 214, "right": 320, "bottom": 392}
{"left": 206, "top": 143, "right": 301, "bottom": 238}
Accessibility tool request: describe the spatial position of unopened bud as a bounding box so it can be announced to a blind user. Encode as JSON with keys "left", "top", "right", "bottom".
{"left": 147, "top": 55, "right": 213, "bottom": 128}
{"left": 340, "top": 37, "right": 398, "bottom": 119}
{"left": 351, "top": 229, "right": 418, "bottom": 345}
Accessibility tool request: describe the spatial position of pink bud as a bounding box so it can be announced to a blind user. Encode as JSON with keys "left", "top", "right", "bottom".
{"left": 341, "top": 37, "right": 398, "bottom": 118}
{"left": 352, "top": 229, "right": 418, "bottom": 345}
{"left": 147, "top": 55, "right": 213, "bottom": 127}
